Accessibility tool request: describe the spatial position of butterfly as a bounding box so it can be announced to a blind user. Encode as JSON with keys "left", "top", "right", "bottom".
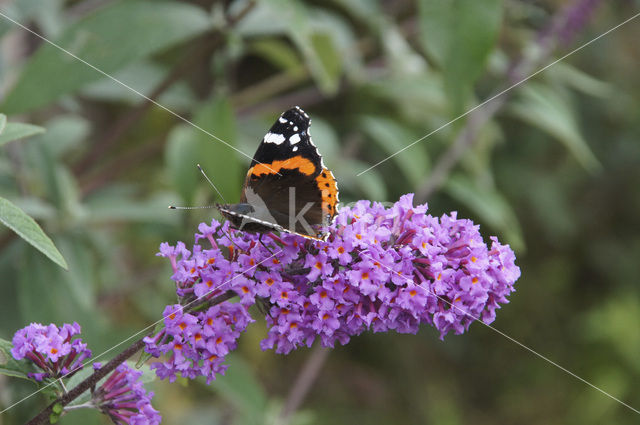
{"left": 216, "top": 106, "right": 339, "bottom": 240}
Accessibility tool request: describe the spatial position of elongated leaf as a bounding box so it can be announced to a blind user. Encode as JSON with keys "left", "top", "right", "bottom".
{"left": 167, "top": 96, "right": 241, "bottom": 205}
{"left": 166, "top": 125, "right": 200, "bottom": 206}
{"left": 359, "top": 116, "right": 430, "bottom": 188}
{"left": 0, "top": 197, "right": 68, "bottom": 269}
{"left": 509, "top": 83, "right": 601, "bottom": 172}
{"left": 193, "top": 97, "right": 241, "bottom": 202}
{"left": 82, "top": 60, "right": 196, "bottom": 109}
{"left": 308, "top": 30, "right": 342, "bottom": 92}
{"left": 444, "top": 174, "right": 524, "bottom": 252}
{"left": 0, "top": 337, "right": 33, "bottom": 380}
{"left": 0, "top": 121, "right": 45, "bottom": 146}
{"left": 3, "top": 0, "right": 211, "bottom": 113}
{"left": 419, "top": 0, "right": 503, "bottom": 114}
{"left": 338, "top": 159, "right": 388, "bottom": 202}
{"left": 241, "top": 0, "right": 343, "bottom": 93}
{"left": 249, "top": 39, "right": 307, "bottom": 74}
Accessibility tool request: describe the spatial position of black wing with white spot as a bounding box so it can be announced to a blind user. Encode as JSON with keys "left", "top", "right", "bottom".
{"left": 249, "top": 106, "right": 323, "bottom": 174}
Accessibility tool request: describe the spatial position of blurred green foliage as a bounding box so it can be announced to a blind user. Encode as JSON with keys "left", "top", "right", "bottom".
{"left": 1, "top": 0, "right": 639, "bottom": 423}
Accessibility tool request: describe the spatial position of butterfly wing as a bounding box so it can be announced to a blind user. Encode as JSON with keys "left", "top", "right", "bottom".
{"left": 240, "top": 106, "right": 338, "bottom": 237}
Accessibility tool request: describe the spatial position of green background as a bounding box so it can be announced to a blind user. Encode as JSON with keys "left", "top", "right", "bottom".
{"left": 0, "top": 0, "right": 639, "bottom": 423}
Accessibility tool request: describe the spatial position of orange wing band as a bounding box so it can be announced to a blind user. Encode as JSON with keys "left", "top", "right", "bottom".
{"left": 249, "top": 156, "right": 317, "bottom": 177}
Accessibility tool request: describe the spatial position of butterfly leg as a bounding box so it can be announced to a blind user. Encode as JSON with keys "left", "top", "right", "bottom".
{"left": 219, "top": 228, "right": 242, "bottom": 259}
{"left": 258, "top": 234, "right": 275, "bottom": 255}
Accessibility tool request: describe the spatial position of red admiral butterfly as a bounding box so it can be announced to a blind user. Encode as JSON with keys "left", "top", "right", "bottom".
{"left": 216, "top": 106, "right": 339, "bottom": 240}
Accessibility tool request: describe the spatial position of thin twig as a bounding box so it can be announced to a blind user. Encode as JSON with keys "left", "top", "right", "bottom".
{"left": 26, "top": 337, "right": 147, "bottom": 425}
{"left": 79, "top": 136, "right": 164, "bottom": 196}
{"left": 72, "top": 32, "right": 218, "bottom": 176}
{"left": 277, "top": 345, "right": 331, "bottom": 425}
{"left": 26, "top": 290, "right": 238, "bottom": 425}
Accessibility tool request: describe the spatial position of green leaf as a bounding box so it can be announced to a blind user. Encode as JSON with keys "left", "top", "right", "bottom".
{"left": 249, "top": 39, "right": 305, "bottom": 74}
{"left": 0, "top": 197, "right": 68, "bottom": 269}
{"left": 0, "top": 337, "right": 33, "bottom": 380}
{"left": 359, "top": 116, "right": 430, "bottom": 187}
{"left": 193, "top": 97, "right": 241, "bottom": 202}
{"left": 82, "top": 60, "right": 196, "bottom": 109}
{"left": 548, "top": 62, "right": 612, "bottom": 98}
{"left": 419, "top": 0, "right": 503, "bottom": 114}
{"left": 243, "top": 0, "right": 342, "bottom": 94}
{"left": 34, "top": 115, "right": 89, "bottom": 159}
{"left": 54, "top": 236, "right": 95, "bottom": 309}
{"left": 166, "top": 125, "right": 200, "bottom": 205}
{"left": 338, "top": 159, "right": 388, "bottom": 202}
{"left": 308, "top": 31, "right": 342, "bottom": 93}
{"left": 167, "top": 96, "right": 241, "bottom": 205}
{"left": 86, "top": 188, "right": 178, "bottom": 224}
{"left": 0, "top": 121, "right": 45, "bottom": 146}
{"left": 444, "top": 174, "right": 524, "bottom": 252}
{"left": 508, "top": 83, "right": 601, "bottom": 172}
{"left": 2, "top": 0, "right": 211, "bottom": 113}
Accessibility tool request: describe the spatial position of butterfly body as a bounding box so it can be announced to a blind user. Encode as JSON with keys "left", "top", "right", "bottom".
{"left": 217, "top": 106, "right": 338, "bottom": 240}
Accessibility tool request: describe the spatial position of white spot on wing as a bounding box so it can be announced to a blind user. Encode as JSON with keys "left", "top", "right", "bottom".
{"left": 290, "top": 134, "right": 301, "bottom": 144}
{"left": 292, "top": 146, "right": 298, "bottom": 151}
{"left": 263, "top": 132, "right": 286, "bottom": 145}
{"left": 279, "top": 117, "right": 287, "bottom": 123}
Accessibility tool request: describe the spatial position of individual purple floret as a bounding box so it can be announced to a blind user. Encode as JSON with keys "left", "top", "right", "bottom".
{"left": 92, "top": 363, "right": 161, "bottom": 425}
{"left": 11, "top": 322, "right": 92, "bottom": 381}
{"left": 147, "top": 194, "right": 520, "bottom": 381}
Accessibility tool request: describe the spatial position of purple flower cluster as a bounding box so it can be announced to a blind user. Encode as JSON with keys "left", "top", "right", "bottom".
{"left": 11, "top": 322, "right": 91, "bottom": 381}
{"left": 92, "top": 363, "right": 161, "bottom": 425}
{"left": 143, "top": 303, "right": 252, "bottom": 384}
{"left": 148, "top": 194, "right": 520, "bottom": 381}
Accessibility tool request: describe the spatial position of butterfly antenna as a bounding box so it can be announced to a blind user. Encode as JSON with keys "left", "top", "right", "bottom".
{"left": 168, "top": 205, "right": 216, "bottom": 210}
{"left": 197, "top": 164, "right": 227, "bottom": 203}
